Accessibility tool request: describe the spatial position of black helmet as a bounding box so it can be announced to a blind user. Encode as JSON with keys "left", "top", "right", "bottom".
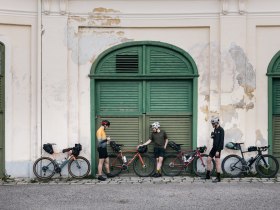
{"left": 101, "top": 120, "right": 110, "bottom": 127}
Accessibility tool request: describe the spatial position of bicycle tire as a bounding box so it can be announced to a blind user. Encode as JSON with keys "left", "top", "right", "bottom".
{"left": 162, "top": 154, "right": 184, "bottom": 176}
{"left": 102, "top": 154, "right": 122, "bottom": 177}
{"left": 33, "top": 157, "right": 56, "bottom": 179}
{"left": 133, "top": 154, "right": 155, "bottom": 177}
{"left": 193, "top": 154, "right": 215, "bottom": 177}
{"left": 68, "top": 156, "right": 90, "bottom": 178}
{"left": 221, "top": 154, "right": 243, "bottom": 178}
{"left": 255, "top": 154, "right": 279, "bottom": 178}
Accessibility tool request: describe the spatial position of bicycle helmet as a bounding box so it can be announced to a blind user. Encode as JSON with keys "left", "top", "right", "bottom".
{"left": 151, "top": 122, "right": 160, "bottom": 129}
{"left": 137, "top": 145, "right": 148, "bottom": 153}
{"left": 211, "top": 116, "right": 219, "bottom": 125}
{"left": 101, "top": 120, "right": 110, "bottom": 127}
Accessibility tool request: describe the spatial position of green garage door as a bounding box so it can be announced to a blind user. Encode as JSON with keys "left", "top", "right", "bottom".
{"left": 0, "top": 43, "right": 5, "bottom": 177}
{"left": 96, "top": 80, "right": 193, "bottom": 152}
{"left": 272, "top": 79, "right": 280, "bottom": 161}
{"left": 91, "top": 41, "right": 198, "bottom": 173}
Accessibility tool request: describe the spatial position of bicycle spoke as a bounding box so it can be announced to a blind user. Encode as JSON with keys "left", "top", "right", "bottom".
{"left": 68, "top": 156, "right": 90, "bottom": 178}
{"left": 133, "top": 154, "right": 155, "bottom": 177}
{"left": 162, "top": 154, "right": 184, "bottom": 176}
{"left": 222, "top": 155, "right": 243, "bottom": 178}
{"left": 33, "top": 157, "right": 55, "bottom": 179}
{"left": 256, "top": 155, "right": 279, "bottom": 178}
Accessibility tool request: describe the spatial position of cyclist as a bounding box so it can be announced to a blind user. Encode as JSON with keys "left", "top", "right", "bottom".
{"left": 96, "top": 120, "right": 115, "bottom": 181}
{"left": 139, "top": 122, "right": 168, "bottom": 177}
{"left": 206, "top": 116, "right": 224, "bottom": 182}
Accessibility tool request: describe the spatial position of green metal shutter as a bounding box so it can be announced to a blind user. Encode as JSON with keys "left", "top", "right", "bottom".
{"left": 147, "top": 46, "right": 193, "bottom": 74}
{"left": 0, "top": 43, "right": 4, "bottom": 177}
{"left": 96, "top": 81, "right": 142, "bottom": 150}
{"left": 96, "top": 46, "right": 142, "bottom": 75}
{"left": 146, "top": 80, "right": 192, "bottom": 151}
{"left": 273, "top": 116, "right": 280, "bottom": 160}
{"left": 273, "top": 80, "right": 280, "bottom": 114}
{"left": 273, "top": 79, "right": 280, "bottom": 161}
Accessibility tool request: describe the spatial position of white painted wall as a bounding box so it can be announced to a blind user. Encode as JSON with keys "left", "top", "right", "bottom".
{"left": 0, "top": 0, "right": 280, "bottom": 177}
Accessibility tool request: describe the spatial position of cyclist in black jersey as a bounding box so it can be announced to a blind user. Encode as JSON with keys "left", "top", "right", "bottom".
{"left": 206, "top": 116, "right": 224, "bottom": 182}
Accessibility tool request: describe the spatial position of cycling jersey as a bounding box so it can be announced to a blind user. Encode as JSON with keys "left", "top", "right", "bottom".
{"left": 96, "top": 127, "right": 107, "bottom": 148}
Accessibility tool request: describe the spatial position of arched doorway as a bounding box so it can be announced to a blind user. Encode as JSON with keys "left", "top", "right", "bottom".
{"left": 267, "top": 50, "right": 280, "bottom": 163}
{"left": 89, "top": 41, "right": 199, "bottom": 173}
{"left": 0, "top": 42, "right": 5, "bottom": 177}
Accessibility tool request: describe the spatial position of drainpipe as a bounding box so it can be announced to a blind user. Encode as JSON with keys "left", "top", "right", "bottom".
{"left": 37, "top": 0, "right": 43, "bottom": 158}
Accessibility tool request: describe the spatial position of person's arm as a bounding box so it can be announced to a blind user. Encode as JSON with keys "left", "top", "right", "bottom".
{"left": 164, "top": 138, "right": 168, "bottom": 149}
{"left": 141, "top": 139, "right": 152, "bottom": 146}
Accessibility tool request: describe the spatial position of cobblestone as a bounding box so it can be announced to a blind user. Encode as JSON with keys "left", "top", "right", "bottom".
{"left": 0, "top": 175, "right": 279, "bottom": 185}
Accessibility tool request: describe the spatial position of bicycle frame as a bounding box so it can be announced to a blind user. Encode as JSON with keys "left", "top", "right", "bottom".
{"left": 174, "top": 149, "right": 206, "bottom": 168}
{"left": 114, "top": 150, "right": 144, "bottom": 168}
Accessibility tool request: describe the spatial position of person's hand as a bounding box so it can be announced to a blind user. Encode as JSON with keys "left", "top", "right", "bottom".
{"left": 215, "top": 151, "right": 219, "bottom": 156}
{"left": 107, "top": 136, "right": 111, "bottom": 141}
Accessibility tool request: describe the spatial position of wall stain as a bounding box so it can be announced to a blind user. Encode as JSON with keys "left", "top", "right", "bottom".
{"left": 229, "top": 43, "right": 256, "bottom": 99}
{"left": 88, "top": 8, "right": 121, "bottom": 26}
{"left": 225, "top": 125, "right": 243, "bottom": 143}
{"left": 256, "top": 129, "right": 266, "bottom": 146}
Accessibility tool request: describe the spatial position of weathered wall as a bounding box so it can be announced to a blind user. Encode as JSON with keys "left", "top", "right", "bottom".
{"left": 1, "top": 0, "right": 280, "bottom": 177}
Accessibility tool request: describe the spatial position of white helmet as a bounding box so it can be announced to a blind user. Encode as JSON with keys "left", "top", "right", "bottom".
{"left": 151, "top": 122, "right": 160, "bottom": 129}
{"left": 211, "top": 116, "right": 219, "bottom": 124}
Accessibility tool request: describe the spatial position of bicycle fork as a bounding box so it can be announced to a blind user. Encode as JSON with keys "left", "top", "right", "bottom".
{"left": 138, "top": 155, "right": 147, "bottom": 168}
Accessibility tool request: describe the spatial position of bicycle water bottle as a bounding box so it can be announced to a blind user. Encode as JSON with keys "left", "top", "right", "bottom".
{"left": 186, "top": 156, "right": 192, "bottom": 163}
{"left": 122, "top": 156, "right": 127, "bottom": 163}
{"left": 183, "top": 156, "right": 187, "bottom": 162}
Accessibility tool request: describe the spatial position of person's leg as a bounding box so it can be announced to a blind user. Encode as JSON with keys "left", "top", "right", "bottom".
{"left": 104, "top": 157, "right": 110, "bottom": 173}
{"left": 213, "top": 151, "right": 221, "bottom": 182}
{"left": 98, "top": 158, "right": 105, "bottom": 176}
{"left": 206, "top": 148, "right": 215, "bottom": 179}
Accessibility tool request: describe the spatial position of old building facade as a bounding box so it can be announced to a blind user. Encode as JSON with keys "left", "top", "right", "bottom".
{"left": 0, "top": 0, "right": 280, "bottom": 177}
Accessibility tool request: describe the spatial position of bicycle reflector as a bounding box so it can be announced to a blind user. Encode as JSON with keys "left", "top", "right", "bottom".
{"left": 168, "top": 141, "right": 181, "bottom": 152}
{"left": 137, "top": 145, "right": 148, "bottom": 153}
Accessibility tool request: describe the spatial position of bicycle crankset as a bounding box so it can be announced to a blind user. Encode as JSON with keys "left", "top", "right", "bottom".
{"left": 122, "top": 164, "right": 128, "bottom": 170}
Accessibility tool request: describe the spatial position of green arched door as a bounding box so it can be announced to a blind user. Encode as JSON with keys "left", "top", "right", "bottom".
{"left": 90, "top": 41, "right": 198, "bottom": 173}
{"left": 0, "top": 42, "right": 5, "bottom": 177}
{"left": 268, "top": 50, "right": 280, "bottom": 163}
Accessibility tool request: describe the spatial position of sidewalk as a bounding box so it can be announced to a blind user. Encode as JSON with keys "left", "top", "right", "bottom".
{"left": 1, "top": 176, "right": 279, "bottom": 185}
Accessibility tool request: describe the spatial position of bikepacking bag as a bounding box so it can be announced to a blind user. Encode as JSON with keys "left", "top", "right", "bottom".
{"left": 225, "top": 142, "right": 240, "bottom": 150}
{"left": 168, "top": 141, "right": 181, "bottom": 152}
{"left": 72, "top": 143, "right": 82, "bottom": 157}
{"left": 43, "top": 143, "right": 54, "bottom": 154}
{"left": 248, "top": 146, "right": 257, "bottom": 152}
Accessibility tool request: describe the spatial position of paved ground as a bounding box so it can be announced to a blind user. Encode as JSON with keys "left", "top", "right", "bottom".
{"left": 1, "top": 175, "right": 280, "bottom": 185}
{"left": 1, "top": 176, "right": 280, "bottom": 210}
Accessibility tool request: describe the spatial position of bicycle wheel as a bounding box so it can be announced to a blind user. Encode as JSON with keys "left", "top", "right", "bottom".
{"left": 162, "top": 154, "right": 184, "bottom": 176}
{"left": 68, "top": 156, "right": 90, "bottom": 178}
{"left": 193, "top": 154, "right": 215, "bottom": 177}
{"left": 221, "top": 154, "right": 243, "bottom": 178}
{"left": 102, "top": 154, "right": 122, "bottom": 177}
{"left": 255, "top": 154, "right": 279, "bottom": 178}
{"left": 33, "top": 157, "right": 56, "bottom": 179}
{"left": 133, "top": 154, "right": 155, "bottom": 177}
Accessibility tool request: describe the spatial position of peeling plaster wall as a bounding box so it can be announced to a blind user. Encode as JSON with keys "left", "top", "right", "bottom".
{"left": 1, "top": 0, "right": 280, "bottom": 177}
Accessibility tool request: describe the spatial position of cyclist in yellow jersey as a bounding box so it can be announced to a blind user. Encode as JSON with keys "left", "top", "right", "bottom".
{"left": 96, "top": 120, "right": 115, "bottom": 181}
